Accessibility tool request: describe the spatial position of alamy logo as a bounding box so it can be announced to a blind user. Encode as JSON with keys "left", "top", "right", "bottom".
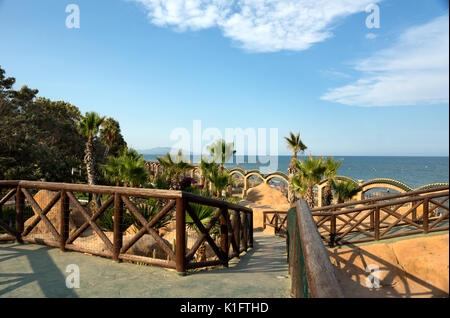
{"left": 65, "top": 4, "right": 80, "bottom": 29}
{"left": 365, "top": 3, "right": 380, "bottom": 29}
{"left": 65, "top": 264, "right": 80, "bottom": 289}
{"left": 365, "top": 264, "right": 380, "bottom": 288}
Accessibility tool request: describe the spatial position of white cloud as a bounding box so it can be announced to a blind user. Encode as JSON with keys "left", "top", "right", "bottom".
{"left": 132, "top": 0, "right": 380, "bottom": 52}
{"left": 322, "top": 15, "right": 449, "bottom": 107}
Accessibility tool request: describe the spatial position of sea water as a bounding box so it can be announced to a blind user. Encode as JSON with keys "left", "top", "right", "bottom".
{"left": 143, "top": 155, "right": 449, "bottom": 189}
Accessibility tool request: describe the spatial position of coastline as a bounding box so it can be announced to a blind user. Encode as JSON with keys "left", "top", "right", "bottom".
{"left": 143, "top": 154, "right": 449, "bottom": 189}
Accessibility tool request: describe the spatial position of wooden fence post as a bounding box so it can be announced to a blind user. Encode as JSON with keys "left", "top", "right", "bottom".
{"left": 249, "top": 212, "right": 254, "bottom": 249}
{"left": 369, "top": 210, "right": 374, "bottom": 231}
{"left": 423, "top": 199, "right": 429, "bottom": 234}
{"left": 220, "top": 208, "right": 229, "bottom": 267}
{"left": 113, "top": 193, "right": 123, "bottom": 262}
{"left": 329, "top": 214, "right": 336, "bottom": 247}
{"left": 60, "top": 190, "right": 70, "bottom": 251}
{"left": 242, "top": 212, "right": 248, "bottom": 252}
{"left": 176, "top": 197, "right": 186, "bottom": 275}
{"left": 15, "top": 186, "right": 24, "bottom": 243}
{"left": 233, "top": 210, "right": 241, "bottom": 257}
{"left": 374, "top": 207, "right": 380, "bottom": 240}
{"left": 263, "top": 212, "right": 266, "bottom": 230}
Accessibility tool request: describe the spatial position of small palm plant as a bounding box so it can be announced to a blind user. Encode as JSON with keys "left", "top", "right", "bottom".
{"left": 322, "top": 157, "right": 343, "bottom": 206}
{"left": 208, "top": 167, "right": 232, "bottom": 199}
{"left": 292, "top": 155, "right": 326, "bottom": 208}
{"left": 284, "top": 131, "right": 307, "bottom": 204}
{"left": 157, "top": 150, "right": 192, "bottom": 189}
{"left": 185, "top": 203, "right": 219, "bottom": 262}
{"left": 331, "top": 179, "right": 362, "bottom": 204}
{"left": 207, "top": 139, "right": 236, "bottom": 173}
{"left": 199, "top": 157, "right": 216, "bottom": 187}
{"left": 101, "top": 147, "right": 149, "bottom": 187}
{"left": 136, "top": 198, "right": 173, "bottom": 232}
{"left": 102, "top": 156, "right": 123, "bottom": 186}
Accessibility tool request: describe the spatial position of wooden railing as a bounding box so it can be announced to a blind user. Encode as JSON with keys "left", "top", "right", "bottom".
{"left": 263, "top": 211, "right": 287, "bottom": 237}
{"left": 287, "top": 200, "right": 344, "bottom": 298}
{"left": 310, "top": 186, "right": 449, "bottom": 247}
{"left": 0, "top": 180, "right": 253, "bottom": 275}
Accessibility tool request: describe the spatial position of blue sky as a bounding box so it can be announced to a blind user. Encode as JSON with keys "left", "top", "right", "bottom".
{"left": 0, "top": 0, "right": 448, "bottom": 156}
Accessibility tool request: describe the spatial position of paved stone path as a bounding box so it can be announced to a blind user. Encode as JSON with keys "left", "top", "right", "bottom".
{"left": 0, "top": 232, "right": 290, "bottom": 298}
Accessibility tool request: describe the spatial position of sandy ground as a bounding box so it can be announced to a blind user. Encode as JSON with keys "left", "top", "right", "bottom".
{"left": 239, "top": 183, "right": 291, "bottom": 232}
{"left": 329, "top": 233, "right": 449, "bottom": 298}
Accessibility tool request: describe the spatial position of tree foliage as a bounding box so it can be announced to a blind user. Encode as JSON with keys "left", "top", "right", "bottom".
{"left": 0, "top": 67, "right": 126, "bottom": 183}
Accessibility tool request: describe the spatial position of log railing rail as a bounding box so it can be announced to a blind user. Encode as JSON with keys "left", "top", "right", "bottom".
{"left": 288, "top": 200, "right": 344, "bottom": 298}
{"left": 263, "top": 211, "right": 287, "bottom": 237}
{"left": 311, "top": 186, "right": 449, "bottom": 247}
{"left": 0, "top": 180, "right": 253, "bottom": 275}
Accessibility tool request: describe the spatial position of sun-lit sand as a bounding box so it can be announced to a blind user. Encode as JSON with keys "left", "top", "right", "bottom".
{"left": 329, "top": 234, "right": 449, "bottom": 297}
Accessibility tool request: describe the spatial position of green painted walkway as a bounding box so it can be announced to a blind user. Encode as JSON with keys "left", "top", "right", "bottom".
{"left": 0, "top": 232, "right": 290, "bottom": 298}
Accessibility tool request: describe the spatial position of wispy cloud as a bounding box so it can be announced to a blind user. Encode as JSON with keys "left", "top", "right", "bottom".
{"left": 321, "top": 15, "right": 449, "bottom": 107}
{"left": 132, "top": 0, "right": 379, "bottom": 52}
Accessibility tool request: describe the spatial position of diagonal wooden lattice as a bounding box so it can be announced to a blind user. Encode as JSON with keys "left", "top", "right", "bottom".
{"left": 185, "top": 204, "right": 223, "bottom": 263}
{"left": 335, "top": 212, "right": 375, "bottom": 241}
{"left": 66, "top": 192, "right": 114, "bottom": 252}
{"left": 120, "top": 196, "right": 176, "bottom": 260}
{"left": 426, "top": 196, "right": 449, "bottom": 230}
{"left": 379, "top": 200, "right": 424, "bottom": 236}
{"left": 66, "top": 194, "right": 114, "bottom": 244}
{"left": 316, "top": 215, "right": 332, "bottom": 236}
{"left": 335, "top": 209, "right": 374, "bottom": 243}
{"left": 379, "top": 203, "right": 404, "bottom": 225}
{"left": 21, "top": 188, "right": 61, "bottom": 241}
{"left": 0, "top": 189, "right": 17, "bottom": 236}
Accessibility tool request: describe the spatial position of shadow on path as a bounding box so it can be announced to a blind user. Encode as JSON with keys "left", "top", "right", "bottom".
{"left": 0, "top": 244, "right": 78, "bottom": 297}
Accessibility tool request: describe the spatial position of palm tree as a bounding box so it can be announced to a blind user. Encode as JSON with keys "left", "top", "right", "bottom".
{"left": 284, "top": 131, "right": 307, "bottom": 204}
{"left": 208, "top": 166, "right": 232, "bottom": 199}
{"left": 100, "top": 117, "right": 122, "bottom": 157}
{"left": 78, "top": 112, "right": 105, "bottom": 186}
{"left": 185, "top": 203, "right": 219, "bottom": 262}
{"left": 101, "top": 148, "right": 148, "bottom": 187}
{"left": 292, "top": 155, "right": 326, "bottom": 208}
{"left": 121, "top": 152, "right": 148, "bottom": 187}
{"left": 199, "top": 157, "right": 217, "bottom": 191}
{"left": 157, "top": 150, "right": 192, "bottom": 189}
{"left": 207, "top": 139, "right": 236, "bottom": 173}
{"left": 102, "top": 156, "right": 123, "bottom": 186}
{"left": 331, "top": 179, "right": 362, "bottom": 204}
{"left": 322, "top": 157, "right": 343, "bottom": 206}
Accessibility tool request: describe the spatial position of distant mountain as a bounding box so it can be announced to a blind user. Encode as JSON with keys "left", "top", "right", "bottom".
{"left": 137, "top": 147, "right": 172, "bottom": 155}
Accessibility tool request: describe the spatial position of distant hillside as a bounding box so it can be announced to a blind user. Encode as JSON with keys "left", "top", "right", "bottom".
{"left": 138, "top": 147, "right": 173, "bottom": 155}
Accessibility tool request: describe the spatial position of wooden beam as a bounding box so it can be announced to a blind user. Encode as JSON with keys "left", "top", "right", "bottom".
{"left": 296, "top": 200, "right": 344, "bottom": 298}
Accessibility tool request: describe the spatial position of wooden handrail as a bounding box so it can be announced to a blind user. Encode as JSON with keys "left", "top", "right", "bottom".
{"left": 0, "top": 180, "right": 251, "bottom": 214}
{"left": 311, "top": 185, "right": 449, "bottom": 212}
{"left": 295, "top": 200, "right": 344, "bottom": 298}
{"left": 312, "top": 190, "right": 449, "bottom": 216}
{"left": 0, "top": 180, "right": 254, "bottom": 275}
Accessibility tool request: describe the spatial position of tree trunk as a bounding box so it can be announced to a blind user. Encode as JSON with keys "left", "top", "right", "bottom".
{"left": 196, "top": 241, "right": 207, "bottom": 262}
{"left": 84, "top": 137, "right": 101, "bottom": 207}
{"left": 287, "top": 156, "right": 297, "bottom": 205}
{"left": 84, "top": 138, "right": 96, "bottom": 185}
{"left": 323, "top": 181, "right": 333, "bottom": 206}
{"left": 305, "top": 186, "right": 315, "bottom": 209}
{"left": 104, "top": 145, "right": 110, "bottom": 158}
